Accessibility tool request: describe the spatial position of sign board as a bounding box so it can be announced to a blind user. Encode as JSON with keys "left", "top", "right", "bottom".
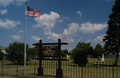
{"left": 32, "top": 39, "right": 68, "bottom": 78}
{"left": 42, "top": 46, "right": 58, "bottom": 58}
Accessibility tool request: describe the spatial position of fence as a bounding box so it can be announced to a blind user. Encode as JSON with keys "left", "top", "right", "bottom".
{"left": 0, "top": 59, "right": 120, "bottom": 78}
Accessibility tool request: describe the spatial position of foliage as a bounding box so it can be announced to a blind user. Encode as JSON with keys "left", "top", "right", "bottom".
{"left": 6, "top": 41, "right": 34, "bottom": 64}
{"left": 0, "top": 50, "right": 4, "bottom": 60}
{"left": 88, "top": 46, "right": 93, "bottom": 55}
{"left": 75, "top": 42, "right": 93, "bottom": 55}
{"left": 61, "top": 49, "right": 68, "bottom": 58}
{"left": 71, "top": 48, "right": 88, "bottom": 66}
{"left": 33, "top": 44, "right": 39, "bottom": 55}
{"left": 93, "top": 44, "right": 103, "bottom": 56}
{"left": 103, "top": 0, "right": 120, "bottom": 66}
{"left": 70, "top": 42, "right": 92, "bottom": 66}
{"left": 76, "top": 42, "right": 91, "bottom": 51}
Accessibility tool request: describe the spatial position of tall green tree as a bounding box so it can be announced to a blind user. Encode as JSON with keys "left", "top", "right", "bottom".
{"left": 88, "top": 46, "right": 93, "bottom": 55}
{"left": 93, "top": 44, "right": 103, "bottom": 57}
{"left": 103, "top": 0, "right": 120, "bottom": 66}
{"left": 76, "top": 42, "right": 91, "bottom": 52}
{"left": 6, "top": 42, "right": 34, "bottom": 64}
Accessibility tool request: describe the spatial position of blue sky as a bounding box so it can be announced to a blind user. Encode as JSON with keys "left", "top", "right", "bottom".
{"left": 0, "top": 0, "right": 115, "bottom": 52}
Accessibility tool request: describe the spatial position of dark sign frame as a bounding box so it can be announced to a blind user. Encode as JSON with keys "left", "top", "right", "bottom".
{"left": 33, "top": 39, "right": 68, "bottom": 78}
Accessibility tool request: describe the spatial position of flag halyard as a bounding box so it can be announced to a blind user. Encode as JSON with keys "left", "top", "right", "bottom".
{"left": 26, "top": 6, "right": 40, "bottom": 18}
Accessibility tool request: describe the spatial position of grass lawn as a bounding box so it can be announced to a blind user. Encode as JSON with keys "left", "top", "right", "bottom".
{"left": 0, "top": 76, "right": 17, "bottom": 78}
{"left": 0, "top": 58, "right": 120, "bottom": 78}
{"left": 88, "top": 58, "right": 120, "bottom": 63}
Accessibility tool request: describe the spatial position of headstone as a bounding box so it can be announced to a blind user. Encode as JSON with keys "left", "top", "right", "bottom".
{"left": 67, "top": 54, "right": 70, "bottom": 58}
{"left": 101, "top": 54, "right": 104, "bottom": 61}
{"left": 98, "top": 56, "right": 101, "bottom": 62}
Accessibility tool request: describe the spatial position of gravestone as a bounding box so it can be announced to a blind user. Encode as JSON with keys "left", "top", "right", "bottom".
{"left": 101, "top": 54, "right": 104, "bottom": 61}
{"left": 98, "top": 56, "right": 101, "bottom": 62}
{"left": 66, "top": 54, "right": 70, "bottom": 58}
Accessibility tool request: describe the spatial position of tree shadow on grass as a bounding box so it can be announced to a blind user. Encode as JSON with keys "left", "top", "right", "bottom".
{"left": 4, "top": 63, "right": 32, "bottom": 65}
{"left": 31, "top": 74, "right": 56, "bottom": 78}
{"left": 15, "top": 70, "right": 29, "bottom": 75}
{"left": 93, "top": 64, "right": 120, "bottom": 67}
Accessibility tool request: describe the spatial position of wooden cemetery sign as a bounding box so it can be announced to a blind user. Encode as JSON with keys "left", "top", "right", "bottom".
{"left": 33, "top": 39, "right": 68, "bottom": 78}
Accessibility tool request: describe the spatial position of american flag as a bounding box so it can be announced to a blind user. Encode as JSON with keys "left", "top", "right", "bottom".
{"left": 26, "top": 6, "right": 40, "bottom": 18}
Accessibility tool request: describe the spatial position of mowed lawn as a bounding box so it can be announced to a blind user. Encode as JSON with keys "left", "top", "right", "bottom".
{"left": 0, "top": 76, "right": 17, "bottom": 78}
{"left": 0, "top": 58, "right": 120, "bottom": 78}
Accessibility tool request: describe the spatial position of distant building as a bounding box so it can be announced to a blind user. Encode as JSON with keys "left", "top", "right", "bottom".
{"left": 0, "top": 46, "right": 6, "bottom": 54}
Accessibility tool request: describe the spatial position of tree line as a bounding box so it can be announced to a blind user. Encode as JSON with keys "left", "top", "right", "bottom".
{"left": 0, "top": 41, "right": 103, "bottom": 64}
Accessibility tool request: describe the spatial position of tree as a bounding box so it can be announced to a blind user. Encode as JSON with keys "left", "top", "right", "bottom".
{"left": 71, "top": 48, "right": 88, "bottom": 66}
{"left": 6, "top": 42, "right": 33, "bottom": 64}
{"left": 103, "top": 0, "right": 120, "bottom": 66}
{"left": 76, "top": 42, "right": 91, "bottom": 52}
{"left": 33, "top": 44, "right": 39, "bottom": 55}
{"left": 70, "top": 42, "right": 91, "bottom": 66}
{"left": 93, "top": 44, "right": 103, "bottom": 57}
{"left": 88, "top": 46, "right": 93, "bottom": 55}
{"left": 61, "top": 49, "right": 68, "bottom": 58}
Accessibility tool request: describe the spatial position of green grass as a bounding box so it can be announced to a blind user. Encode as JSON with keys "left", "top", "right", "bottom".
{"left": 88, "top": 58, "right": 120, "bottom": 63}
{"left": 0, "top": 76, "right": 16, "bottom": 78}
{"left": 0, "top": 58, "right": 120, "bottom": 78}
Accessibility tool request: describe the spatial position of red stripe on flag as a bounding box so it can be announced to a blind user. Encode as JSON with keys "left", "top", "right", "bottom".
{"left": 33, "top": 9, "right": 40, "bottom": 18}
{"left": 26, "top": 11, "right": 34, "bottom": 17}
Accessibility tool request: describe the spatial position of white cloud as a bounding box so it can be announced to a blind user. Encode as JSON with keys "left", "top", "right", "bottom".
{"left": 75, "top": 34, "right": 78, "bottom": 36}
{"left": 76, "top": 11, "right": 82, "bottom": 17}
{"left": 0, "top": 0, "right": 14, "bottom": 7}
{"left": 0, "top": 9, "right": 8, "bottom": 15}
{"left": 93, "top": 35, "right": 106, "bottom": 43}
{"left": 14, "top": 0, "right": 25, "bottom": 6}
{"left": 11, "top": 35, "right": 21, "bottom": 40}
{"left": 63, "top": 16, "right": 70, "bottom": 20}
{"left": 0, "top": 0, "right": 25, "bottom": 7}
{"left": 0, "top": 19, "right": 20, "bottom": 29}
{"left": 80, "top": 22, "right": 107, "bottom": 33}
{"left": 58, "top": 19, "right": 63, "bottom": 23}
{"left": 31, "top": 35, "right": 41, "bottom": 41}
{"left": 17, "top": 30, "right": 24, "bottom": 34}
{"left": 78, "top": 37, "right": 82, "bottom": 41}
{"left": 47, "top": 32, "right": 63, "bottom": 40}
{"left": 63, "top": 23, "right": 79, "bottom": 35}
{"left": 86, "top": 39, "right": 90, "bottom": 43}
{"left": 34, "top": 11, "right": 60, "bottom": 34}
{"left": 66, "top": 36, "right": 74, "bottom": 43}
{"left": 61, "top": 15, "right": 70, "bottom": 20}
{"left": 67, "top": 47, "right": 73, "bottom": 52}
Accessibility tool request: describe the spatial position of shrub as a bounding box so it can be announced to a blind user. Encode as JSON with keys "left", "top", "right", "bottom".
{"left": 71, "top": 48, "right": 88, "bottom": 66}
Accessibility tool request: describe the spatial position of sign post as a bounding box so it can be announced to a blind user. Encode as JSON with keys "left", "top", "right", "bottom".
{"left": 33, "top": 39, "right": 68, "bottom": 78}
{"left": 56, "top": 39, "right": 62, "bottom": 78}
{"left": 38, "top": 40, "right": 43, "bottom": 76}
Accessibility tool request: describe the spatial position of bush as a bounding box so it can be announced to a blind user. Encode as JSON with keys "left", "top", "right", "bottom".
{"left": 71, "top": 48, "right": 88, "bottom": 66}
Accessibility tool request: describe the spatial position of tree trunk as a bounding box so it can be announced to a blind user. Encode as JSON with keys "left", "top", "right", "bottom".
{"left": 114, "top": 50, "right": 119, "bottom": 66}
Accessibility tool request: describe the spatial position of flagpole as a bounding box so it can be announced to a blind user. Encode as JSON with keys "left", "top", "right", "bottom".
{"left": 24, "top": 0, "right": 27, "bottom": 74}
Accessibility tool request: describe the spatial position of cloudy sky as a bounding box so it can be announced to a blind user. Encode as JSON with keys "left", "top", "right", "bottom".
{"left": 0, "top": 0, "right": 115, "bottom": 51}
